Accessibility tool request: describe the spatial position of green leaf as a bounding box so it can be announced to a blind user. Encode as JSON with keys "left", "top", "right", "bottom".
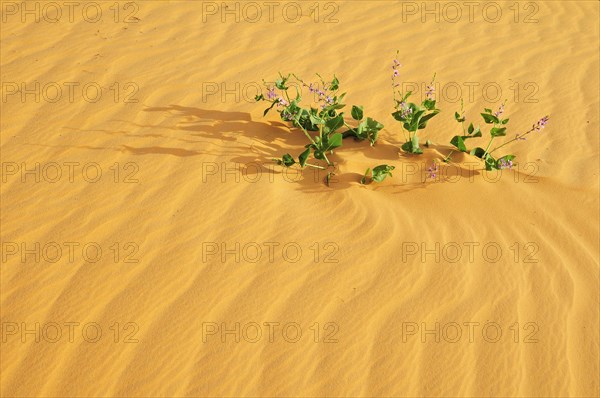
{"left": 450, "top": 135, "right": 467, "bottom": 152}
{"left": 484, "top": 155, "right": 497, "bottom": 170}
{"left": 470, "top": 147, "right": 487, "bottom": 159}
{"left": 455, "top": 111, "right": 465, "bottom": 122}
{"left": 371, "top": 165, "right": 395, "bottom": 183}
{"left": 327, "top": 132, "right": 343, "bottom": 149}
{"left": 341, "top": 128, "right": 358, "bottom": 139}
{"left": 356, "top": 120, "right": 366, "bottom": 139}
{"left": 365, "top": 117, "right": 383, "bottom": 134}
{"left": 418, "top": 110, "right": 439, "bottom": 129}
{"left": 392, "top": 111, "right": 405, "bottom": 121}
{"left": 490, "top": 127, "right": 507, "bottom": 137}
{"left": 501, "top": 118, "right": 510, "bottom": 125}
{"left": 408, "top": 109, "right": 425, "bottom": 131}
{"left": 298, "top": 148, "right": 310, "bottom": 167}
{"left": 325, "top": 114, "right": 344, "bottom": 134}
{"left": 423, "top": 99, "right": 436, "bottom": 110}
{"left": 361, "top": 168, "right": 370, "bottom": 185}
{"left": 255, "top": 94, "right": 264, "bottom": 101}
{"left": 309, "top": 113, "right": 324, "bottom": 126}
{"left": 278, "top": 153, "right": 296, "bottom": 167}
{"left": 349, "top": 117, "right": 383, "bottom": 145}
{"left": 263, "top": 100, "right": 277, "bottom": 116}
{"left": 275, "top": 74, "right": 289, "bottom": 90}
{"left": 330, "top": 75, "right": 339, "bottom": 91}
{"left": 484, "top": 108, "right": 492, "bottom": 114}
{"left": 322, "top": 103, "right": 346, "bottom": 113}
{"left": 464, "top": 123, "right": 482, "bottom": 138}
{"left": 351, "top": 105, "right": 364, "bottom": 121}
{"left": 481, "top": 113, "right": 500, "bottom": 124}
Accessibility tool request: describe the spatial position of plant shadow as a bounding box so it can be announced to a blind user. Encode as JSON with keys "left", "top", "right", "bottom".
{"left": 54, "top": 105, "right": 486, "bottom": 193}
{"left": 139, "top": 105, "right": 380, "bottom": 192}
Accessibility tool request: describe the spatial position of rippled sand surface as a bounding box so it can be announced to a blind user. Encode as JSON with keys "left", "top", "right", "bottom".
{"left": 1, "top": 1, "right": 599, "bottom": 396}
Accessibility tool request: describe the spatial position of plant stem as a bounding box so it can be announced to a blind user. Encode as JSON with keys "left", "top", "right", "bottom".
{"left": 318, "top": 124, "right": 333, "bottom": 166}
{"left": 482, "top": 137, "right": 495, "bottom": 158}
{"left": 294, "top": 115, "right": 317, "bottom": 146}
{"left": 460, "top": 99, "right": 466, "bottom": 135}
{"left": 399, "top": 126, "right": 408, "bottom": 143}
{"left": 304, "top": 163, "right": 325, "bottom": 170}
{"left": 443, "top": 150, "right": 454, "bottom": 163}
{"left": 489, "top": 127, "right": 535, "bottom": 154}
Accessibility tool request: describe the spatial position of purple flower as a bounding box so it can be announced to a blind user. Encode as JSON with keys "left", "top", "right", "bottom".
{"left": 533, "top": 115, "right": 549, "bottom": 131}
{"left": 266, "top": 87, "right": 276, "bottom": 100}
{"left": 425, "top": 83, "right": 435, "bottom": 100}
{"left": 498, "top": 158, "right": 513, "bottom": 170}
{"left": 281, "top": 109, "right": 296, "bottom": 121}
{"left": 427, "top": 162, "right": 439, "bottom": 179}
{"left": 392, "top": 59, "right": 402, "bottom": 80}
{"left": 325, "top": 95, "right": 333, "bottom": 104}
{"left": 399, "top": 101, "right": 413, "bottom": 119}
{"left": 276, "top": 97, "right": 288, "bottom": 107}
{"left": 494, "top": 103, "right": 505, "bottom": 118}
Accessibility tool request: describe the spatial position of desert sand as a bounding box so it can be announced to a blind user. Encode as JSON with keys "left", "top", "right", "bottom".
{"left": 1, "top": 1, "right": 599, "bottom": 397}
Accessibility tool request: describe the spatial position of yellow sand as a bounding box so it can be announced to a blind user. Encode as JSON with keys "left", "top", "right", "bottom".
{"left": 1, "top": 1, "right": 598, "bottom": 396}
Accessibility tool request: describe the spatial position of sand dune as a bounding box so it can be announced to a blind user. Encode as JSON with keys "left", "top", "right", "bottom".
{"left": 1, "top": 1, "right": 599, "bottom": 397}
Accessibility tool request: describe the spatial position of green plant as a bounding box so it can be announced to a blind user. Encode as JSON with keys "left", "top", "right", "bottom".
{"left": 256, "top": 73, "right": 384, "bottom": 170}
{"left": 449, "top": 100, "right": 549, "bottom": 170}
{"left": 391, "top": 54, "right": 440, "bottom": 154}
{"left": 361, "top": 165, "right": 395, "bottom": 184}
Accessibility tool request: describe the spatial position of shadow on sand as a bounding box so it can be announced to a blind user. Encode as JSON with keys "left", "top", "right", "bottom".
{"left": 50, "top": 105, "right": 484, "bottom": 193}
